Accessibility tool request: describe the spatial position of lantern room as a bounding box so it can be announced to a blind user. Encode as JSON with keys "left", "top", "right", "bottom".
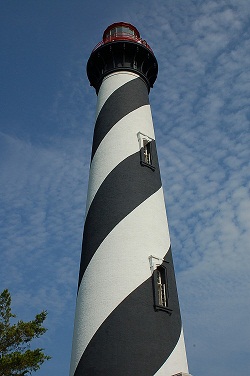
{"left": 103, "top": 22, "right": 140, "bottom": 43}
{"left": 99, "top": 22, "right": 152, "bottom": 51}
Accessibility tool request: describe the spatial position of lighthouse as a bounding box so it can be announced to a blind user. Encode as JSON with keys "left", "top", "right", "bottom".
{"left": 70, "top": 22, "right": 190, "bottom": 376}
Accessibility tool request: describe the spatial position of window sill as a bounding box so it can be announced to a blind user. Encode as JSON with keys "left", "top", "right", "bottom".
{"left": 140, "top": 161, "right": 155, "bottom": 171}
{"left": 154, "top": 304, "right": 173, "bottom": 315}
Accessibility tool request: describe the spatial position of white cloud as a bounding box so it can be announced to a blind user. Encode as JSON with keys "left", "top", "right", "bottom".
{"left": 0, "top": 131, "right": 88, "bottom": 320}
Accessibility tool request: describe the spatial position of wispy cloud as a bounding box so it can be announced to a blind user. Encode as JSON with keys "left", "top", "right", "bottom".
{"left": 0, "top": 131, "right": 88, "bottom": 317}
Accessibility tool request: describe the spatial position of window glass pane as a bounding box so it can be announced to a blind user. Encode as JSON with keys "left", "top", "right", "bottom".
{"left": 157, "top": 267, "right": 167, "bottom": 307}
{"left": 116, "top": 26, "right": 123, "bottom": 34}
{"left": 121, "top": 26, "right": 134, "bottom": 35}
{"left": 143, "top": 140, "right": 152, "bottom": 165}
{"left": 110, "top": 28, "right": 116, "bottom": 36}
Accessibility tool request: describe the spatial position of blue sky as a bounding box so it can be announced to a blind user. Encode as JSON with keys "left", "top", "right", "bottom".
{"left": 1, "top": 1, "right": 250, "bottom": 375}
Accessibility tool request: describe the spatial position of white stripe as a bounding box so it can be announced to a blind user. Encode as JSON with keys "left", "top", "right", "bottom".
{"left": 95, "top": 71, "right": 139, "bottom": 117}
{"left": 85, "top": 104, "right": 155, "bottom": 215}
{"left": 69, "top": 187, "right": 170, "bottom": 376}
{"left": 153, "top": 329, "right": 189, "bottom": 375}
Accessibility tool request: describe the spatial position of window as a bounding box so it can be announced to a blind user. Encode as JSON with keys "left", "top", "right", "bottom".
{"left": 156, "top": 267, "right": 168, "bottom": 307}
{"left": 149, "top": 255, "right": 172, "bottom": 314}
{"left": 137, "top": 132, "right": 155, "bottom": 170}
{"left": 109, "top": 26, "right": 135, "bottom": 37}
{"left": 143, "top": 139, "right": 152, "bottom": 164}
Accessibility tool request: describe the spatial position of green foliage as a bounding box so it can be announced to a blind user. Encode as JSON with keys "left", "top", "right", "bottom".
{"left": 0, "top": 289, "right": 51, "bottom": 375}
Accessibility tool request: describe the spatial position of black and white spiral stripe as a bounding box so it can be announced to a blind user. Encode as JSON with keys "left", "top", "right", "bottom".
{"left": 70, "top": 72, "right": 189, "bottom": 376}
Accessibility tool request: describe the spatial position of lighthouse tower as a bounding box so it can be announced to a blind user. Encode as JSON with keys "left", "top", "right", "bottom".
{"left": 70, "top": 22, "right": 190, "bottom": 376}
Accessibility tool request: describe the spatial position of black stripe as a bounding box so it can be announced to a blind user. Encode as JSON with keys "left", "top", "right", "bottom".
{"left": 91, "top": 77, "right": 149, "bottom": 160}
{"left": 78, "top": 142, "right": 161, "bottom": 289}
{"left": 74, "top": 249, "right": 182, "bottom": 376}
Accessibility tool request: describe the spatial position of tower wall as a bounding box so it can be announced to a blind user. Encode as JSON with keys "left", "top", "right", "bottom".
{"left": 70, "top": 70, "right": 189, "bottom": 375}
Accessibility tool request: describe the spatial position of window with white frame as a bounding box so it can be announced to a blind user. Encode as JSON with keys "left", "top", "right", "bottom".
{"left": 149, "top": 255, "right": 172, "bottom": 314}
{"left": 137, "top": 132, "right": 155, "bottom": 170}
